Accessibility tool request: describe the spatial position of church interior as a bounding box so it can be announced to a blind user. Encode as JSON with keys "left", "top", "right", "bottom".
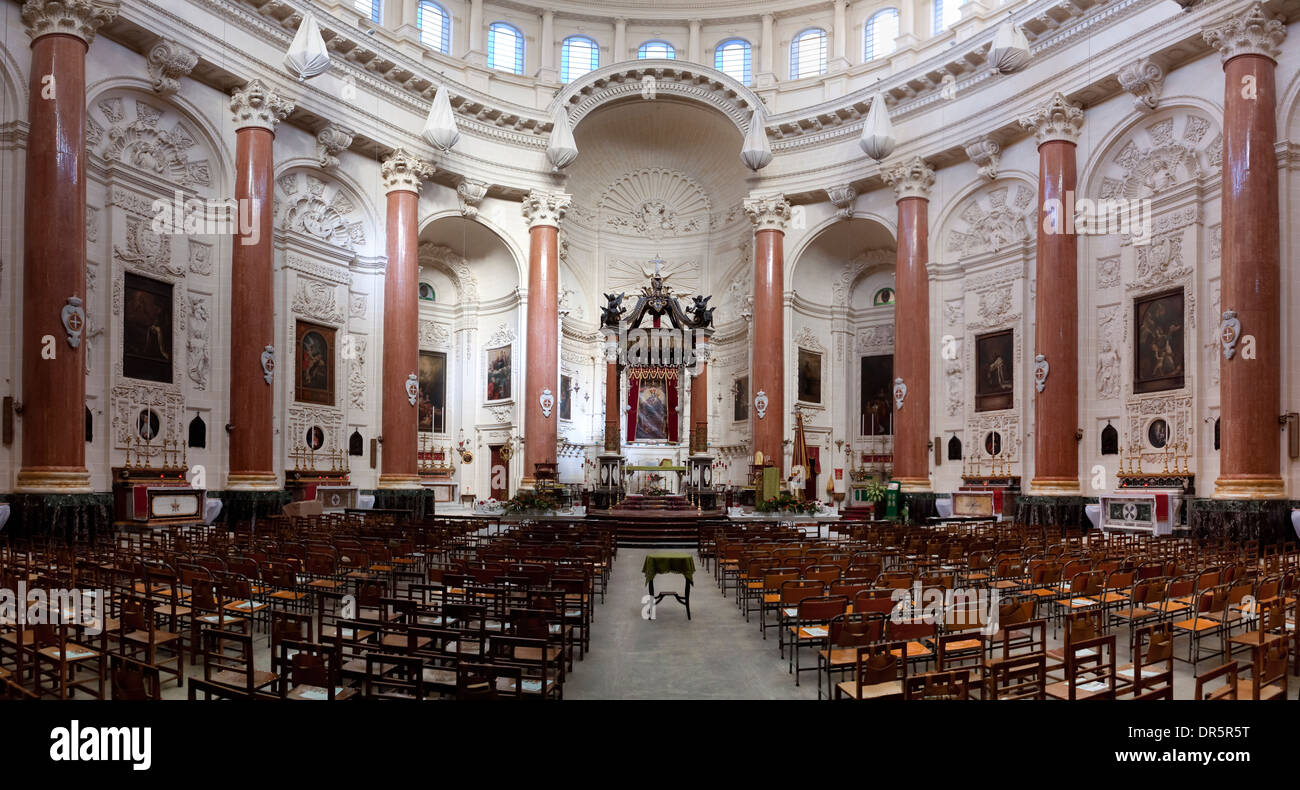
{"left": 3, "top": 0, "right": 1300, "bottom": 711}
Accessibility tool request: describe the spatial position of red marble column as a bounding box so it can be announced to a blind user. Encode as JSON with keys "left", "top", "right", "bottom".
{"left": 1205, "top": 4, "right": 1287, "bottom": 499}
{"left": 1020, "top": 93, "right": 1084, "bottom": 496}
{"left": 603, "top": 335, "right": 620, "bottom": 452}
{"left": 745, "top": 196, "right": 791, "bottom": 475}
{"left": 226, "top": 81, "right": 292, "bottom": 490}
{"left": 521, "top": 191, "right": 570, "bottom": 486}
{"left": 690, "top": 361, "right": 708, "bottom": 454}
{"left": 16, "top": 2, "right": 117, "bottom": 493}
{"left": 378, "top": 150, "right": 433, "bottom": 489}
{"left": 882, "top": 158, "right": 934, "bottom": 492}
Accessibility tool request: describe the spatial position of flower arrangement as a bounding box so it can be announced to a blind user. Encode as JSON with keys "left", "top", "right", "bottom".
{"left": 502, "top": 489, "right": 563, "bottom": 515}
{"left": 755, "top": 491, "right": 822, "bottom": 515}
{"left": 863, "top": 480, "right": 888, "bottom": 503}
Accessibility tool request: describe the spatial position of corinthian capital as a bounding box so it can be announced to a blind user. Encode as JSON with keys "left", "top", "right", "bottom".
{"left": 381, "top": 148, "right": 434, "bottom": 194}
{"left": 1018, "top": 91, "right": 1084, "bottom": 145}
{"left": 1202, "top": 1, "right": 1286, "bottom": 64}
{"left": 22, "top": 0, "right": 119, "bottom": 45}
{"left": 743, "top": 194, "right": 792, "bottom": 232}
{"left": 881, "top": 156, "right": 935, "bottom": 201}
{"left": 522, "top": 190, "right": 571, "bottom": 229}
{"left": 230, "top": 79, "right": 294, "bottom": 133}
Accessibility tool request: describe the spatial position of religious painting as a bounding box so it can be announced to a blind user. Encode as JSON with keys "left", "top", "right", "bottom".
{"left": 295, "top": 321, "right": 335, "bottom": 405}
{"left": 975, "top": 330, "right": 1014, "bottom": 412}
{"left": 636, "top": 382, "right": 669, "bottom": 441}
{"left": 1134, "top": 289, "right": 1184, "bottom": 394}
{"left": 486, "top": 345, "right": 511, "bottom": 401}
{"left": 1147, "top": 418, "right": 1169, "bottom": 449}
{"left": 797, "top": 349, "right": 822, "bottom": 404}
{"left": 733, "top": 376, "right": 748, "bottom": 422}
{"left": 122, "top": 272, "right": 173, "bottom": 383}
{"left": 559, "top": 374, "right": 572, "bottom": 421}
{"left": 860, "top": 355, "right": 893, "bottom": 435}
{"left": 419, "top": 351, "right": 447, "bottom": 433}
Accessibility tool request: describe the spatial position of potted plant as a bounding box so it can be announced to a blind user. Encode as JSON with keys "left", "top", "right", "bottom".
{"left": 863, "top": 480, "right": 888, "bottom": 518}
{"left": 502, "top": 489, "right": 563, "bottom": 517}
{"left": 754, "top": 491, "right": 822, "bottom": 516}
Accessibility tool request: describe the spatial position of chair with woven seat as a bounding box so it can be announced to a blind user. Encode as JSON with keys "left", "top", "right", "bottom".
{"left": 201, "top": 628, "right": 277, "bottom": 695}
{"left": 1045, "top": 633, "right": 1117, "bottom": 700}
{"left": 1235, "top": 641, "right": 1288, "bottom": 700}
{"left": 1116, "top": 622, "right": 1173, "bottom": 699}
{"left": 455, "top": 661, "right": 524, "bottom": 699}
{"left": 114, "top": 595, "right": 184, "bottom": 689}
{"left": 787, "top": 594, "right": 848, "bottom": 685}
{"left": 835, "top": 640, "right": 908, "bottom": 701}
{"left": 817, "top": 612, "right": 886, "bottom": 700}
{"left": 277, "top": 639, "right": 356, "bottom": 700}
{"left": 985, "top": 652, "right": 1047, "bottom": 700}
{"left": 362, "top": 653, "right": 426, "bottom": 700}
{"left": 904, "top": 669, "right": 971, "bottom": 700}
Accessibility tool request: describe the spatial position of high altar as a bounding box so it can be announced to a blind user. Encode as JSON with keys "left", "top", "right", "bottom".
{"left": 593, "top": 258, "right": 719, "bottom": 511}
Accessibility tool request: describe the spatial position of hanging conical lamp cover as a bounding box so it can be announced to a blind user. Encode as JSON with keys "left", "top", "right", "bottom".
{"left": 422, "top": 87, "right": 461, "bottom": 151}
{"left": 739, "top": 110, "right": 772, "bottom": 171}
{"left": 988, "top": 19, "right": 1030, "bottom": 74}
{"left": 858, "top": 93, "right": 895, "bottom": 161}
{"left": 284, "top": 12, "right": 332, "bottom": 81}
{"left": 547, "top": 106, "right": 579, "bottom": 170}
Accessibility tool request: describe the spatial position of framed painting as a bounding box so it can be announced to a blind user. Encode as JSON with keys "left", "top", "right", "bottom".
{"left": 636, "top": 382, "right": 669, "bottom": 441}
{"left": 295, "top": 321, "right": 335, "bottom": 405}
{"left": 419, "top": 351, "right": 446, "bottom": 433}
{"left": 559, "top": 374, "right": 572, "bottom": 421}
{"left": 486, "top": 345, "right": 511, "bottom": 401}
{"left": 975, "top": 330, "right": 1014, "bottom": 412}
{"left": 122, "top": 272, "right": 173, "bottom": 383}
{"left": 860, "top": 355, "right": 893, "bottom": 435}
{"left": 1134, "top": 289, "right": 1184, "bottom": 394}
{"left": 797, "top": 348, "right": 822, "bottom": 404}
{"left": 733, "top": 376, "right": 749, "bottom": 422}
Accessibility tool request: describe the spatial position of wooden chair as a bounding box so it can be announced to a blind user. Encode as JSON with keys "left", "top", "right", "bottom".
{"left": 1193, "top": 661, "right": 1239, "bottom": 700}
{"left": 487, "top": 635, "right": 562, "bottom": 699}
{"left": 985, "top": 652, "right": 1047, "bottom": 700}
{"left": 1235, "top": 641, "right": 1288, "bottom": 700}
{"left": 455, "top": 661, "right": 524, "bottom": 700}
{"left": 817, "top": 612, "right": 886, "bottom": 700}
{"left": 1045, "top": 633, "right": 1117, "bottom": 700}
{"left": 115, "top": 595, "right": 184, "bottom": 689}
{"left": 788, "top": 595, "right": 848, "bottom": 685}
{"left": 31, "top": 618, "right": 105, "bottom": 700}
{"left": 109, "top": 654, "right": 162, "bottom": 700}
{"left": 362, "top": 653, "right": 426, "bottom": 700}
{"left": 201, "top": 628, "right": 277, "bottom": 695}
{"left": 834, "top": 640, "right": 908, "bottom": 700}
{"left": 277, "top": 639, "right": 356, "bottom": 700}
{"left": 904, "top": 669, "right": 971, "bottom": 700}
{"left": 1117, "top": 622, "right": 1173, "bottom": 698}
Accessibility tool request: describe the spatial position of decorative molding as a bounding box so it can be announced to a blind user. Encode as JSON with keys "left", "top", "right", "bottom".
{"left": 944, "top": 355, "right": 964, "bottom": 417}
{"left": 1018, "top": 91, "right": 1084, "bottom": 145}
{"left": 856, "top": 324, "right": 895, "bottom": 354}
{"left": 743, "top": 195, "right": 792, "bottom": 232}
{"left": 277, "top": 171, "right": 366, "bottom": 251}
{"left": 285, "top": 254, "right": 352, "bottom": 286}
{"left": 962, "top": 136, "right": 1001, "bottom": 181}
{"left": 794, "top": 326, "right": 824, "bottom": 353}
{"left": 456, "top": 180, "right": 488, "bottom": 218}
{"left": 22, "top": 0, "right": 118, "bottom": 45}
{"left": 229, "top": 79, "right": 293, "bottom": 133}
{"left": 93, "top": 96, "right": 211, "bottom": 189}
{"left": 291, "top": 279, "right": 346, "bottom": 325}
{"left": 599, "top": 168, "right": 710, "bottom": 240}
{"left": 881, "top": 156, "right": 936, "bottom": 201}
{"left": 146, "top": 39, "right": 198, "bottom": 97}
{"left": 315, "top": 123, "right": 355, "bottom": 170}
{"left": 943, "top": 299, "right": 964, "bottom": 327}
{"left": 832, "top": 248, "right": 895, "bottom": 307}
{"left": 380, "top": 147, "right": 433, "bottom": 194}
{"left": 1117, "top": 57, "right": 1165, "bottom": 112}
{"left": 418, "top": 319, "right": 451, "bottom": 349}
{"left": 347, "top": 336, "right": 367, "bottom": 410}
{"left": 186, "top": 293, "right": 210, "bottom": 391}
{"left": 1096, "top": 304, "right": 1121, "bottom": 400}
{"left": 946, "top": 184, "right": 1034, "bottom": 258}
{"left": 349, "top": 293, "right": 367, "bottom": 319}
{"left": 114, "top": 213, "right": 181, "bottom": 278}
{"left": 1097, "top": 255, "right": 1121, "bottom": 289}
{"left": 287, "top": 404, "right": 342, "bottom": 452}
{"left": 1099, "top": 113, "right": 1215, "bottom": 202}
{"left": 825, "top": 184, "right": 857, "bottom": 219}
{"left": 111, "top": 383, "right": 182, "bottom": 451}
{"left": 1202, "top": 1, "right": 1286, "bottom": 64}
{"left": 418, "top": 242, "right": 479, "bottom": 303}
{"left": 1130, "top": 233, "right": 1191, "bottom": 291}
{"left": 485, "top": 322, "right": 516, "bottom": 349}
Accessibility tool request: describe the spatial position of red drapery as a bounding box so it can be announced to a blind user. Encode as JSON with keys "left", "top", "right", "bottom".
{"left": 626, "top": 377, "right": 639, "bottom": 442}
{"left": 666, "top": 376, "right": 679, "bottom": 443}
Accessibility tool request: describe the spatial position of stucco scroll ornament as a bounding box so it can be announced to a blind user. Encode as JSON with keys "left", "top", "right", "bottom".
{"left": 1220, "top": 310, "right": 1241, "bottom": 360}
{"left": 406, "top": 373, "right": 419, "bottom": 406}
{"left": 893, "top": 378, "right": 907, "bottom": 411}
{"left": 62, "top": 296, "right": 86, "bottom": 349}
{"left": 261, "top": 345, "right": 276, "bottom": 384}
{"left": 754, "top": 390, "right": 769, "bottom": 420}
{"left": 1033, "top": 354, "right": 1050, "bottom": 393}
{"left": 540, "top": 388, "right": 555, "bottom": 418}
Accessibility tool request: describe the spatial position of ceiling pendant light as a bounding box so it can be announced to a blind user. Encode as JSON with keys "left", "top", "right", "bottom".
{"left": 739, "top": 109, "right": 772, "bottom": 171}
{"left": 988, "top": 17, "right": 1030, "bottom": 74}
{"left": 284, "top": 12, "right": 331, "bottom": 81}
{"left": 547, "top": 106, "right": 579, "bottom": 170}
{"left": 422, "top": 86, "right": 461, "bottom": 151}
{"left": 858, "top": 92, "right": 895, "bottom": 161}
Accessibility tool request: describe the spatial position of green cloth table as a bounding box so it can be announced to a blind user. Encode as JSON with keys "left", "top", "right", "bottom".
{"left": 642, "top": 553, "right": 695, "bottom": 619}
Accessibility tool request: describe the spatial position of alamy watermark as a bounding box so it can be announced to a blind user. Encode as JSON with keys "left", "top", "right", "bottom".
{"left": 890, "top": 583, "right": 1001, "bottom": 635}
{"left": 149, "top": 190, "right": 261, "bottom": 245}
{"left": 0, "top": 583, "right": 106, "bottom": 636}
{"left": 1042, "top": 190, "right": 1153, "bottom": 245}
{"left": 613, "top": 321, "right": 710, "bottom": 376}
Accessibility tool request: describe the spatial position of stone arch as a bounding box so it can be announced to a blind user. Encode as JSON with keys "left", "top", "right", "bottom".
{"left": 1078, "top": 98, "right": 1223, "bottom": 198}
{"left": 418, "top": 208, "right": 527, "bottom": 292}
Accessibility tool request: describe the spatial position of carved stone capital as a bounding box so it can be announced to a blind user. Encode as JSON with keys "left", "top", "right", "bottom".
{"left": 962, "top": 136, "right": 1001, "bottom": 181}
{"left": 522, "top": 190, "right": 571, "bottom": 229}
{"left": 1117, "top": 57, "right": 1165, "bottom": 112}
{"left": 316, "top": 123, "right": 355, "bottom": 169}
{"left": 230, "top": 79, "right": 294, "bottom": 133}
{"left": 1018, "top": 91, "right": 1084, "bottom": 145}
{"left": 1202, "top": 1, "right": 1286, "bottom": 64}
{"left": 146, "top": 38, "right": 197, "bottom": 96}
{"left": 743, "top": 194, "right": 792, "bottom": 232}
{"left": 881, "top": 156, "right": 935, "bottom": 201}
{"left": 457, "top": 180, "right": 489, "bottom": 218}
{"left": 380, "top": 148, "right": 433, "bottom": 194}
{"left": 825, "top": 185, "right": 857, "bottom": 219}
{"left": 21, "top": 0, "right": 118, "bottom": 45}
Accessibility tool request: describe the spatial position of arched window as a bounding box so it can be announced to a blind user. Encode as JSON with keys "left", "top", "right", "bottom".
{"left": 419, "top": 282, "right": 436, "bottom": 302}
{"left": 947, "top": 435, "right": 962, "bottom": 460}
{"left": 488, "top": 22, "right": 525, "bottom": 74}
{"left": 561, "top": 35, "right": 600, "bottom": 83}
{"left": 933, "top": 0, "right": 961, "bottom": 34}
{"left": 354, "top": 0, "right": 381, "bottom": 24}
{"left": 873, "top": 287, "right": 896, "bottom": 306}
{"left": 864, "top": 9, "right": 900, "bottom": 61}
{"left": 714, "top": 38, "right": 752, "bottom": 85}
{"left": 790, "top": 28, "right": 827, "bottom": 80}
{"left": 1100, "top": 423, "right": 1118, "bottom": 455}
{"left": 416, "top": 1, "right": 451, "bottom": 53}
{"left": 638, "top": 40, "right": 676, "bottom": 60}
{"left": 189, "top": 414, "right": 207, "bottom": 449}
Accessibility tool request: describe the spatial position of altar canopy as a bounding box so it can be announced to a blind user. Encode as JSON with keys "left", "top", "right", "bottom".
{"left": 627, "top": 366, "right": 679, "bottom": 442}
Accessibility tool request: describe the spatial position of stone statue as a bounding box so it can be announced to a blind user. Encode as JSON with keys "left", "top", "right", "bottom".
{"left": 688, "top": 294, "right": 714, "bottom": 328}
{"left": 601, "top": 292, "right": 626, "bottom": 327}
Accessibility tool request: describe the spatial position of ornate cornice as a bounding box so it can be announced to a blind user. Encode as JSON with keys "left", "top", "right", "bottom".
{"left": 230, "top": 79, "right": 293, "bottom": 133}
{"left": 522, "top": 190, "right": 572, "bottom": 229}
{"left": 1018, "top": 91, "right": 1084, "bottom": 146}
{"left": 743, "top": 195, "right": 792, "bottom": 232}
{"left": 882, "top": 157, "right": 936, "bottom": 201}
{"left": 380, "top": 148, "right": 433, "bottom": 194}
{"left": 1202, "top": 1, "right": 1286, "bottom": 64}
{"left": 146, "top": 38, "right": 198, "bottom": 97}
{"left": 22, "top": 0, "right": 119, "bottom": 45}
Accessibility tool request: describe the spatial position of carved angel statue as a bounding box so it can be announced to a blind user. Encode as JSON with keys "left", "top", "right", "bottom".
{"left": 688, "top": 294, "right": 715, "bottom": 328}
{"left": 600, "top": 292, "right": 626, "bottom": 327}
